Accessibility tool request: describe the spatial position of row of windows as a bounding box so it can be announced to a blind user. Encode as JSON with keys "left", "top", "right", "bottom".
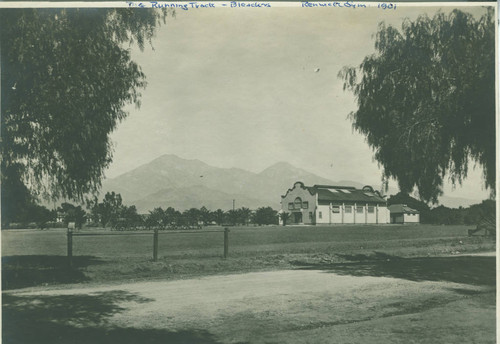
{"left": 288, "top": 202, "right": 375, "bottom": 214}
{"left": 287, "top": 201, "right": 378, "bottom": 214}
{"left": 319, "top": 207, "right": 376, "bottom": 219}
{"left": 331, "top": 205, "right": 375, "bottom": 214}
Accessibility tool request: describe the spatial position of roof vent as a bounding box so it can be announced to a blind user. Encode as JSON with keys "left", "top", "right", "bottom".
{"left": 362, "top": 185, "right": 374, "bottom": 192}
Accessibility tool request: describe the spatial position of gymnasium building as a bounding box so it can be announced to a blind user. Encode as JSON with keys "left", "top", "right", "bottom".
{"left": 280, "top": 181, "right": 389, "bottom": 225}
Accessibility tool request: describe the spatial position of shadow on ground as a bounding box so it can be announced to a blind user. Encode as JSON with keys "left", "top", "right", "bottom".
{"left": 292, "top": 254, "right": 496, "bottom": 286}
{"left": 3, "top": 290, "right": 225, "bottom": 344}
{"left": 2, "top": 255, "right": 104, "bottom": 290}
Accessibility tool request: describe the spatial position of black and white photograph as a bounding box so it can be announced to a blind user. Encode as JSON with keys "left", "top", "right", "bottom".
{"left": 1, "top": 2, "right": 497, "bottom": 343}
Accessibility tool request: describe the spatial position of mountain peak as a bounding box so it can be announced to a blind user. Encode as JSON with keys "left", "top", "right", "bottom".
{"left": 148, "top": 154, "right": 211, "bottom": 168}
{"left": 260, "top": 161, "right": 297, "bottom": 174}
{"left": 153, "top": 153, "right": 189, "bottom": 162}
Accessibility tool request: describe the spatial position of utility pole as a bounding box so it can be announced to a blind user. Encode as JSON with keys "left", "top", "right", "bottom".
{"left": 232, "top": 199, "right": 236, "bottom": 226}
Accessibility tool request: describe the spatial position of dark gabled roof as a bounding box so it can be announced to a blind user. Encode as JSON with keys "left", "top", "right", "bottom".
{"left": 313, "top": 184, "right": 356, "bottom": 190}
{"left": 313, "top": 186, "right": 386, "bottom": 204}
{"left": 388, "top": 204, "right": 420, "bottom": 214}
{"left": 282, "top": 182, "right": 387, "bottom": 204}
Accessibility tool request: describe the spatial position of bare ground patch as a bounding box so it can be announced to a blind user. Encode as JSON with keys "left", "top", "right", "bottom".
{"left": 3, "top": 266, "right": 495, "bottom": 344}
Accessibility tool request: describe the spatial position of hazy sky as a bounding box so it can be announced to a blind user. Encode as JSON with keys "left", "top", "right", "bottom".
{"left": 106, "top": 4, "right": 492, "bottom": 202}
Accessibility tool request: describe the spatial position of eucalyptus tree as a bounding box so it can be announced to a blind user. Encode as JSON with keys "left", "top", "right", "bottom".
{"left": 338, "top": 9, "right": 494, "bottom": 203}
{"left": 1, "top": 8, "right": 169, "bottom": 224}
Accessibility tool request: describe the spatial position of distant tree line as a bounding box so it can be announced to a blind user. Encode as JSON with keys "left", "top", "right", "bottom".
{"left": 2, "top": 191, "right": 279, "bottom": 230}
{"left": 144, "top": 205, "right": 278, "bottom": 230}
{"left": 387, "top": 193, "right": 495, "bottom": 225}
{"left": 4, "top": 190, "right": 493, "bottom": 229}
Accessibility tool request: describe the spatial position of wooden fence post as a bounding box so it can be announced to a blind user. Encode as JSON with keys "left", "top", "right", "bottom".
{"left": 153, "top": 228, "right": 159, "bottom": 262}
{"left": 67, "top": 227, "right": 73, "bottom": 268}
{"left": 224, "top": 227, "right": 229, "bottom": 258}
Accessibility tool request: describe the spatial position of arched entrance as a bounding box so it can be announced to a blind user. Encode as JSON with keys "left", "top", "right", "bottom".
{"left": 293, "top": 212, "right": 303, "bottom": 224}
{"left": 293, "top": 197, "right": 303, "bottom": 224}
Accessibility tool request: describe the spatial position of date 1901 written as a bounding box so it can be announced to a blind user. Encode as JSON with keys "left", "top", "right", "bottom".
{"left": 378, "top": 3, "right": 396, "bottom": 10}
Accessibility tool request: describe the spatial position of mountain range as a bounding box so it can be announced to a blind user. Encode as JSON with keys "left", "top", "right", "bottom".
{"left": 101, "top": 154, "right": 368, "bottom": 212}
{"left": 101, "top": 154, "right": 483, "bottom": 212}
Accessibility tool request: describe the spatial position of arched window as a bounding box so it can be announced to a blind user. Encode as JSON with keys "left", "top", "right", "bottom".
{"left": 294, "top": 197, "right": 302, "bottom": 210}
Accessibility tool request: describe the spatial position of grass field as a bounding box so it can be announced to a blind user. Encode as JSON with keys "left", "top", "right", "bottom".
{"left": 3, "top": 225, "right": 496, "bottom": 343}
{"left": 2, "top": 224, "right": 495, "bottom": 290}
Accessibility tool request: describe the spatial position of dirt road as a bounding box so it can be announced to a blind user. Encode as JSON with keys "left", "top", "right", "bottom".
{"left": 3, "top": 265, "right": 496, "bottom": 344}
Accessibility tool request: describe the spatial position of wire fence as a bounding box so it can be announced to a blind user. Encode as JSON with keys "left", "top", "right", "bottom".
{"left": 67, "top": 227, "right": 230, "bottom": 267}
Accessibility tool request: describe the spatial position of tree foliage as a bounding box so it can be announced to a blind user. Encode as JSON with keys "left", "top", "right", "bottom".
{"left": 213, "top": 209, "right": 225, "bottom": 226}
{"left": 199, "top": 206, "right": 211, "bottom": 226}
{"left": 183, "top": 208, "right": 202, "bottom": 227}
{"left": 387, "top": 192, "right": 430, "bottom": 213}
{"left": 58, "top": 202, "right": 86, "bottom": 228}
{"left": 253, "top": 207, "right": 278, "bottom": 225}
{"left": 98, "top": 191, "right": 123, "bottom": 227}
{"left": 1, "top": 161, "right": 57, "bottom": 227}
{"left": 88, "top": 191, "right": 142, "bottom": 229}
{"left": 1, "top": 8, "right": 168, "bottom": 203}
{"left": 1, "top": 164, "right": 36, "bottom": 226}
{"left": 425, "top": 200, "right": 495, "bottom": 225}
{"left": 279, "top": 211, "right": 290, "bottom": 226}
{"left": 146, "top": 207, "right": 168, "bottom": 229}
{"left": 339, "top": 9, "right": 495, "bottom": 203}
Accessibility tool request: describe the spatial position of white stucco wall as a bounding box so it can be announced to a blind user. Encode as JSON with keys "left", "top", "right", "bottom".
{"left": 377, "top": 206, "right": 390, "bottom": 224}
{"left": 329, "top": 204, "right": 343, "bottom": 223}
{"left": 404, "top": 213, "right": 420, "bottom": 223}
{"left": 343, "top": 204, "right": 354, "bottom": 223}
{"left": 281, "top": 183, "right": 317, "bottom": 225}
{"left": 366, "top": 204, "right": 377, "bottom": 223}
{"left": 316, "top": 203, "right": 388, "bottom": 224}
{"left": 315, "top": 205, "right": 329, "bottom": 224}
